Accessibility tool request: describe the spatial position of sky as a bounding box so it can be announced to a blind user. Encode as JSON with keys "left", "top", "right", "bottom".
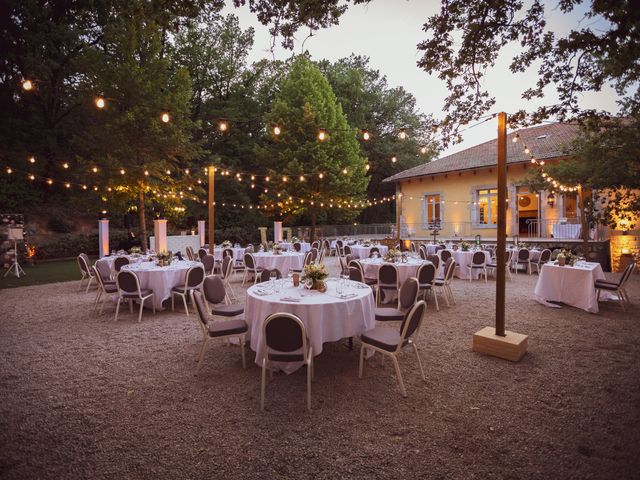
{"left": 223, "top": 0, "right": 620, "bottom": 158}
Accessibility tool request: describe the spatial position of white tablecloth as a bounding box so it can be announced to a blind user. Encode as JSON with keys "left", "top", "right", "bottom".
{"left": 552, "top": 223, "right": 581, "bottom": 239}
{"left": 533, "top": 262, "right": 605, "bottom": 313}
{"left": 359, "top": 258, "right": 429, "bottom": 285}
{"left": 449, "top": 250, "right": 491, "bottom": 279}
{"left": 245, "top": 280, "right": 375, "bottom": 373}
{"left": 96, "top": 254, "right": 151, "bottom": 275}
{"left": 212, "top": 247, "right": 245, "bottom": 262}
{"left": 426, "top": 244, "right": 440, "bottom": 255}
{"left": 253, "top": 252, "right": 305, "bottom": 273}
{"left": 350, "top": 245, "right": 389, "bottom": 259}
{"left": 280, "top": 241, "right": 311, "bottom": 253}
{"left": 121, "top": 260, "right": 199, "bottom": 310}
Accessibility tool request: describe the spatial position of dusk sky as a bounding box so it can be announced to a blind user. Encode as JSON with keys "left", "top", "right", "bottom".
{"left": 224, "top": 0, "right": 620, "bottom": 157}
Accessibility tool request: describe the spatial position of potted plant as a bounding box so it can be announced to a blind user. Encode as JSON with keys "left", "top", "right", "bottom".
{"left": 301, "top": 263, "right": 328, "bottom": 291}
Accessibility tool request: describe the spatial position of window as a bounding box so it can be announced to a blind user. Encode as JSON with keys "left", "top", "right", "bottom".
{"left": 424, "top": 194, "right": 441, "bottom": 226}
{"left": 477, "top": 188, "right": 498, "bottom": 225}
{"left": 564, "top": 193, "right": 577, "bottom": 219}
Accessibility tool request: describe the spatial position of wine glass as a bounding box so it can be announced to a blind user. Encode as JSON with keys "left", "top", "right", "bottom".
{"left": 287, "top": 269, "right": 293, "bottom": 285}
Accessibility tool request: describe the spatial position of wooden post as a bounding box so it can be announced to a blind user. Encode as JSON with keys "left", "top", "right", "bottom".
{"left": 495, "top": 112, "right": 507, "bottom": 337}
{"left": 473, "top": 112, "right": 528, "bottom": 362}
{"left": 208, "top": 166, "right": 215, "bottom": 255}
{"left": 396, "top": 190, "right": 402, "bottom": 243}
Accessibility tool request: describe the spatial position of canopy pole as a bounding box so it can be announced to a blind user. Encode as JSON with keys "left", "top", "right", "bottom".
{"left": 208, "top": 166, "right": 215, "bottom": 255}
{"left": 495, "top": 112, "right": 507, "bottom": 337}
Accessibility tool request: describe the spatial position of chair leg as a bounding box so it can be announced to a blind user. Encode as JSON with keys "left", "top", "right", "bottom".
{"left": 412, "top": 343, "right": 426, "bottom": 381}
{"left": 391, "top": 355, "right": 407, "bottom": 397}
{"left": 196, "top": 339, "right": 209, "bottom": 372}
{"left": 171, "top": 293, "right": 175, "bottom": 312}
{"left": 240, "top": 336, "right": 246, "bottom": 369}
{"left": 618, "top": 290, "right": 626, "bottom": 312}
{"left": 114, "top": 297, "right": 121, "bottom": 322}
{"left": 182, "top": 294, "right": 189, "bottom": 315}
{"left": 307, "top": 361, "right": 312, "bottom": 412}
{"left": 85, "top": 276, "right": 95, "bottom": 293}
{"left": 358, "top": 345, "right": 366, "bottom": 378}
{"left": 138, "top": 299, "right": 144, "bottom": 323}
{"left": 152, "top": 297, "right": 156, "bottom": 315}
{"left": 260, "top": 358, "right": 267, "bottom": 411}
{"left": 433, "top": 288, "right": 440, "bottom": 311}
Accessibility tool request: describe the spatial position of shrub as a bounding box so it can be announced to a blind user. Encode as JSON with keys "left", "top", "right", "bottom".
{"left": 34, "top": 229, "right": 130, "bottom": 260}
{"left": 47, "top": 218, "right": 76, "bottom": 234}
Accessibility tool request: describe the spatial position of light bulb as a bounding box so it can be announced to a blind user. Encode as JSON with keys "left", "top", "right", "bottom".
{"left": 95, "top": 97, "right": 105, "bottom": 109}
{"left": 161, "top": 112, "right": 170, "bottom": 123}
{"left": 29, "top": 156, "right": 35, "bottom": 164}
{"left": 29, "top": 174, "right": 35, "bottom": 180}
{"left": 362, "top": 130, "right": 370, "bottom": 141}
{"left": 319, "top": 173, "right": 324, "bottom": 179}
{"left": 120, "top": 169, "right": 125, "bottom": 175}
{"left": 420, "top": 146, "right": 427, "bottom": 155}
{"left": 318, "top": 130, "right": 327, "bottom": 141}
{"left": 391, "top": 156, "right": 397, "bottom": 163}
{"left": 92, "top": 167, "right": 98, "bottom": 173}
{"left": 365, "top": 164, "right": 370, "bottom": 171}
{"left": 398, "top": 129, "right": 407, "bottom": 140}
{"left": 218, "top": 121, "right": 228, "bottom": 132}
{"left": 63, "top": 162, "right": 69, "bottom": 169}
{"left": 273, "top": 126, "right": 281, "bottom": 136}
{"left": 22, "top": 80, "right": 33, "bottom": 91}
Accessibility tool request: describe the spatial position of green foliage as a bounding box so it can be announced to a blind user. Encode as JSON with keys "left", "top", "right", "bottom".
{"left": 33, "top": 230, "right": 130, "bottom": 260}
{"left": 260, "top": 56, "right": 369, "bottom": 230}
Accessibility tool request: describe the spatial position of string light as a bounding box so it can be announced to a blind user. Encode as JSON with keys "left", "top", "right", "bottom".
{"left": 161, "top": 112, "right": 170, "bottom": 123}
{"left": 342, "top": 168, "right": 348, "bottom": 174}
{"left": 362, "top": 130, "right": 370, "bottom": 141}
{"left": 120, "top": 169, "right": 125, "bottom": 175}
{"left": 420, "top": 146, "right": 427, "bottom": 155}
{"left": 95, "top": 97, "right": 105, "bottom": 109}
{"left": 92, "top": 167, "right": 98, "bottom": 173}
{"left": 6, "top": 167, "right": 12, "bottom": 174}
{"left": 391, "top": 156, "right": 397, "bottom": 163}
{"left": 273, "top": 126, "right": 281, "bottom": 136}
{"left": 299, "top": 175, "right": 304, "bottom": 182}
{"left": 218, "top": 120, "right": 228, "bottom": 132}
{"left": 398, "top": 129, "right": 407, "bottom": 140}
{"left": 318, "top": 130, "right": 327, "bottom": 141}
{"left": 63, "top": 162, "right": 69, "bottom": 169}
{"left": 28, "top": 156, "right": 35, "bottom": 164}
{"left": 28, "top": 174, "right": 35, "bottom": 180}
{"left": 22, "top": 79, "right": 33, "bottom": 91}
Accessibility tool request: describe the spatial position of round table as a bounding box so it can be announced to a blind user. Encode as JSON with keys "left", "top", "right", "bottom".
{"left": 280, "top": 241, "right": 311, "bottom": 253}
{"left": 359, "top": 257, "right": 431, "bottom": 285}
{"left": 445, "top": 250, "right": 491, "bottom": 279}
{"left": 425, "top": 244, "right": 440, "bottom": 256}
{"left": 253, "top": 252, "right": 305, "bottom": 273}
{"left": 121, "top": 260, "right": 199, "bottom": 310}
{"left": 96, "top": 254, "right": 151, "bottom": 275}
{"left": 350, "top": 244, "right": 389, "bottom": 259}
{"left": 213, "top": 247, "right": 245, "bottom": 262}
{"left": 245, "top": 279, "right": 375, "bottom": 373}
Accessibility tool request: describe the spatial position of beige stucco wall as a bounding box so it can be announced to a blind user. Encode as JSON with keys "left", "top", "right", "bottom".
{"left": 397, "top": 161, "right": 567, "bottom": 240}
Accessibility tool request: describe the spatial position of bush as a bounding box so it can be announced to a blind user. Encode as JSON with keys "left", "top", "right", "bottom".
{"left": 34, "top": 229, "right": 130, "bottom": 260}
{"left": 47, "top": 218, "right": 76, "bottom": 234}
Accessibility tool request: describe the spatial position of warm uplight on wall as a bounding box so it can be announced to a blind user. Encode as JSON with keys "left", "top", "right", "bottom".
{"left": 161, "top": 112, "right": 170, "bottom": 123}
{"left": 22, "top": 80, "right": 33, "bottom": 91}
{"left": 95, "top": 97, "right": 105, "bottom": 109}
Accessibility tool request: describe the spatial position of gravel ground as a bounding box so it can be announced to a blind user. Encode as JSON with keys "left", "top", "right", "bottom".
{"left": 1, "top": 257, "right": 639, "bottom": 480}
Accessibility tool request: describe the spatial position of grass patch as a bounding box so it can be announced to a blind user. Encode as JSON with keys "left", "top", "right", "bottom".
{"left": 0, "top": 259, "right": 80, "bottom": 289}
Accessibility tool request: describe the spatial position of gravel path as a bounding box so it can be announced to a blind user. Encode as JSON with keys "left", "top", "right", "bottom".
{"left": 1, "top": 258, "right": 639, "bottom": 480}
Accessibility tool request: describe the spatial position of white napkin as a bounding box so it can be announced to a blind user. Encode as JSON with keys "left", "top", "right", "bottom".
{"left": 279, "top": 296, "right": 301, "bottom": 302}
{"left": 337, "top": 293, "right": 357, "bottom": 299}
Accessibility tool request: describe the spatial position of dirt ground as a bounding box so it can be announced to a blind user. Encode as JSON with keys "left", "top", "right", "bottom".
{"left": 1, "top": 257, "right": 639, "bottom": 480}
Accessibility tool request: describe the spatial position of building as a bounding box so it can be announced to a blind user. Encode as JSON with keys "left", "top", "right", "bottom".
{"left": 383, "top": 123, "right": 595, "bottom": 241}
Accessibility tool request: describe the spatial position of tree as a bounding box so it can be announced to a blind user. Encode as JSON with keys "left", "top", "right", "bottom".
{"left": 318, "top": 55, "right": 437, "bottom": 223}
{"left": 78, "top": 8, "right": 202, "bottom": 251}
{"left": 260, "top": 56, "right": 369, "bottom": 239}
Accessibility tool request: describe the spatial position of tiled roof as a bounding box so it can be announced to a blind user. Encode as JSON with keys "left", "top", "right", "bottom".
{"left": 383, "top": 122, "right": 580, "bottom": 183}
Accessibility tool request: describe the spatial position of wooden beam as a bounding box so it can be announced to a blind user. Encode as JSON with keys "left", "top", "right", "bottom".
{"left": 495, "top": 112, "right": 507, "bottom": 337}
{"left": 208, "top": 166, "right": 214, "bottom": 255}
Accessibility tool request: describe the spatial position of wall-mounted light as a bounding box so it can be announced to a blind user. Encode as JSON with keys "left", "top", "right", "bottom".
{"left": 546, "top": 192, "right": 555, "bottom": 208}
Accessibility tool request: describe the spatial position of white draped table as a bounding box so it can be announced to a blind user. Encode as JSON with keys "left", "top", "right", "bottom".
{"left": 212, "top": 247, "right": 245, "bottom": 262}
{"left": 245, "top": 280, "right": 375, "bottom": 373}
{"left": 425, "top": 244, "right": 440, "bottom": 256}
{"left": 447, "top": 250, "right": 492, "bottom": 280}
{"left": 552, "top": 223, "right": 581, "bottom": 239}
{"left": 121, "top": 260, "right": 199, "bottom": 310}
{"left": 533, "top": 262, "right": 605, "bottom": 313}
{"left": 96, "top": 254, "right": 151, "bottom": 274}
{"left": 280, "top": 241, "right": 311, "bottom": 253}
{"left": 350, "top": 244, "right": 389, "bottom": 259}
{"left": 253, "top": 252, "right": 305, "bottom": 273}
{"left": 359, "top": 257, "right": 430, "bottom": 285}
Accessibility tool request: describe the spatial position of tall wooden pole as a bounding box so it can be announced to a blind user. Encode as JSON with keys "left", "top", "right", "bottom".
{"left": 396, "top": 191, "right": 402, "bottom": 243}
{"left": 495, "top": 112, "right": 507, "bottom": 337}
{"left": 208, "top": 166, "right": 215, "bottom": 255}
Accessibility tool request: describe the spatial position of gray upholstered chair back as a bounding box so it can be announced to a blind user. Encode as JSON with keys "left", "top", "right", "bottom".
{"left": 114, "top": 256, "right": 129, "bottom": 272}
{"left": 345, "top": 254, "right": 355, "bottom": 266}
{"left": 203, "top": 275, "right": 225, "bottom": 305}
{"left": 264, "top": 314, "right": 304, "bottom": 353}
{"left": 343, "top": 245, "right": 352, "bottom": 255}
{"left": 186, "top": 265, "right": 205, "bottom": 288}
{"left": 223, "top": 248, "right": 234, "bottom": 260}
{"left": 419, "top": 248, "right": 427, "bottom": 260}
{"left": 201, "top": 254, "right": 215, "bottom": 273}
{"left": 222, "top": 255, "right": 232, "bottom": 278}
{"left": 117, "top": 270, "right": 138, "bottom": 294}
{"left": 336, "top": 240, "right": 343, "bottom": 248}
{"left": 399, "top": 277, "right": 419, "bottom": 310}
{"left": 399, "top": 300, "right": 426, "bottom": 342}
{"left": 310, "top": 248, "right": 319, "bottom": 261}
{"left": 378, "top": 264, "right": 398, "bottom": 286}
{"left": 369, "top": 247, "right": 380, "bottom": 257}
{"left": 349, "top": 266, "right": 363, "bottom": 282}
{"left": 410, "top": 242, "right": 417, "bottom": 252}
{"left": 77, "top": 255, "right": 90, "bottom": 274}
{"left": 191, "top": 290, "right": 209, "bottom": 327}
{"left": 472, "top": 251, "right": 486, "bottom": 265}
{"left": 198, "top": 248, "right": 207, "bottom": 260}
{"left": 518, "top": 248, "right": 530, "bottom": 261}
{"left": 96, "top": 260, "right": 112, "bottom": 281}
{"left": 418, "top": 263, "right": 436, "bottom": 285}
{"left": 293, "top": 242, "right": 302, "bottom": 252}
{"left": 303, "top": 252, "right": 313, "bottom": 266}
{"left": 426, "top": 254, "right": 439, "bottom": 269}
{"left": 245, "top": 244, "right": 254, "bottom": 253}
{"left": 244, "top": 253, "right": 256, "bottom": 269}
{"left": 259, "top": 268, "right": 282, "bottom": 283}
{"left": 185, "top": 246, "right": 194, "bottom": 261}
{"left": 539, "top": 249, "right": 552, "bottom": 263}
{"left": 440, "top": 250, "right": 452, "bottom": 262}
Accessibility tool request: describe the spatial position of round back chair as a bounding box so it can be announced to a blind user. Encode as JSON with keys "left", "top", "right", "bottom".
{"left": 201, "top": 254, "right": 215, "bottom": 275}
{"left": 440, "top": 250, "right": 452, "bottom": 263}
{"left": 369, "top": 247, "right": 380, "bottom": 257}
{"left": 398, "top": 277, "right": 419, "bottom": 311}
{"left": 203, "top": 275, "right": 226, "bottom": 305}
{"left": 114, "top": 256, "right": 129, "bottom": 272}
{"left": 426, "top": 254, "right": 439, "bottom": 269}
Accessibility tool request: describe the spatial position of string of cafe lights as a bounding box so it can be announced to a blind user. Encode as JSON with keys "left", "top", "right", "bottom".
{"left": 511, "top": 132, "right": 580, "bottom": 193}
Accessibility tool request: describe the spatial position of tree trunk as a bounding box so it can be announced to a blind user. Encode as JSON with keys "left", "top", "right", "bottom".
{"left": 138, "top": 187, "right": 148, "bottom": 253}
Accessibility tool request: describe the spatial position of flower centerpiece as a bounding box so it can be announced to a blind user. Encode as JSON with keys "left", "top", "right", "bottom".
{"left": 557, "top": 249, "right": 577, "bottom": 266}
{"left": 156, "top": 250, "right": 173, "bottom": 267}
{"left": 438, "top": 241, "right": 446, "bottom": 247}
{"left": 517, "top": 242, "right": 527, "bottom": 249}
{"left": 291, "top": 236, "right": 300, "bottom": 244}
{"left": 384, "top": 248, "right": 402, "bottom": 263}
{"left": 460, "top": 241, "right": 471, "bottom": 252}
{"left": 361, "top": 239, "right": 373, "bottom": 247}
{"left": 272, "top": 242, "right": 282, "bottom": 255}
{"left": 301, "top": 263, "right": 328, "bottom": 291}
{"left": 221, "top": 240, "right": 232, "bottom": 248}
{"left": 129, "top": 246, "right": 141, "bottom": 257}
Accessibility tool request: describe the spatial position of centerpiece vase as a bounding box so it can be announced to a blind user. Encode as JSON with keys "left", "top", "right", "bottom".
{"left": 312, "top": 280, "right": 327, "bottom": 292}
{"left": 558, "top": 257, "right": 566, "bottom": 266}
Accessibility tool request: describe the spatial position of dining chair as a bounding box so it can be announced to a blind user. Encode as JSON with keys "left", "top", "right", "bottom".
{"left": 309, "top": 247, "right": 319, "bottom": 262}
{"left": 359, "top": 300, "right": 427, "bottom": 397}
{"left": 242, "top": 253, "right": 263, "bottom": 285}
{"left": 77, "top": 254, "right": 96, "bottom": 292}
{"left": 426, "top": 254, "right": 439, "bottom": 270}
{"left": 317, "top": 247, "right": 326, "bottom": 264}
{"left": 114, "top": 270, "right": 155, "bottom": 322}
{"left": 434, "top": 258, "right": 456, "bottom": 306}
{"left": 349, "top": 266, "right": 364, "bottom": 282}
{"left": 322, "top": 240, "right": 332, "bottom": 257}
{"left": 92, "top": 265, "right": 117, "bottom": 315}
{"left": 185, "top": 246, "right": 195, "bottom": 261}
{"left": 416, "top": 262, "right": 438, "bottom": 310}
{"left": 198, "top": 248, "right": 208, "bottom": 260}
{"left": 191, "top": 290, "right": 247, "bottom": 372}
{"left": 311, "top": 240, "right": 320, "bottom": 251}
{"left": 349, "top": 260, "right": 377, "bottom": 286}
{"left": 531, "top": 249, "right": 552, "bottom": 274}
{"left": 293, "top": 242, "right": 302, "bottom": 252}
{"left": 171, "top": 265, "right": 205, "bottom": 315}
{"left": 375, "top": 277, "right": 419, "bottom": 322}
{"left": 468, "top": 251, "right": 488, "bottom": 282}
{"left": 487, "top": 249, "right": 513, "bottom": 280}
{"left": 221, "top": 256, "right": 237, "bottom": 302}
{"left": 222, "top": 247, "right": 234, "bottom": 261}
{"left": 202, "top": 275, "right": 244, "bottom": 318}
{"left": 343, "top": 245, "right": 352, "bottom": 256}
{"left": 376, "top": 264, "right": 399, "bottom": 305}
{"left": 515, "top": 248, "right": 531, "bottom": 274}
{"left": 369, "top": 247, "right": 380, "bottom": 258}
{"left": 338, "top": 255, "right": 349, "bottom": 276}
{"left": 258, "top": 268, "right": 283, "bottom": 282}
{"left": 201, "top": 254, "right": 215, "bottom": 275}
{"left": 440, "top": 249, "right": 452, "bottom": 263}
{"left": 95, "top": 260, "right": 114, "bottom": 284}
{"left": 410, "top": 242, "right": 417, "bottom": 253}
{"left": 114, "top": 256, "right": 129, "bottom": 272}
{"left": 260, "top": 312, "right": 313, "bottom": 412}
{"left": 595, "top": 262, "right": 636, "bottom": 312}
{"left": 418, "top": 247, "right": 427, "bottom": 260}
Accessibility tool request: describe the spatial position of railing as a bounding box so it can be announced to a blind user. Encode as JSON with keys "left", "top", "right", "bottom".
{"left": 526, "top": 218, "right": 609, "bottom": 241}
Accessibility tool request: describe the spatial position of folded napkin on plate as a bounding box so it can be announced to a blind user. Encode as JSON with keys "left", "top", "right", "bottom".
{"left": 338, "top": 293, "right": 357, "bottom": 299}
{"left": 254, "top": 289, "right": 272, "bottom": 296}
{"left": 279, "top": 296, "right": 301, "bottom": 302}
